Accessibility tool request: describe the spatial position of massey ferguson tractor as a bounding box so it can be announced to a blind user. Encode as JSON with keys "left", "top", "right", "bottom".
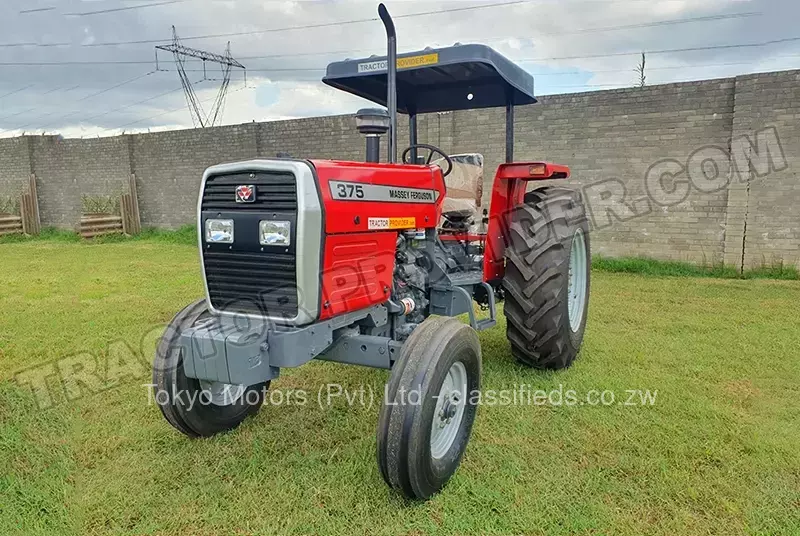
{"left": 154, "top": 4, "right": 590, "bottom": 499}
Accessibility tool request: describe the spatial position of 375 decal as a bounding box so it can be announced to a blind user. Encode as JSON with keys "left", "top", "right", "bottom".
{"left": 335, "top": 183, "right": 365, "bottom": 199}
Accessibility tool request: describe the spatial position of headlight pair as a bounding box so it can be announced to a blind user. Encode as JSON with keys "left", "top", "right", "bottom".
{"left": 205, "top": 219, "right": 291, "bottom": 246}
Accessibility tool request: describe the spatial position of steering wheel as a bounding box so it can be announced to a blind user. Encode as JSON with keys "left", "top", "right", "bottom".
{"left": 401, "top": 144, "right": 453, "bottom": 177}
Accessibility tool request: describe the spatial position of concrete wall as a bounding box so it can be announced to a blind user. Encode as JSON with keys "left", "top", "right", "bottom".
{"left": 1, "top": 68, "right": 798, "bottom": 270}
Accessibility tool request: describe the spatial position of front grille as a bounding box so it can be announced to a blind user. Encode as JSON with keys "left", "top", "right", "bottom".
{"left": 202, "top": 169, "right": 299, "bottom": 318}
{"left": 202, "top": 171, "right": 297, "bottom": 212}
{"left": 204, "top": 250, "right": 298, "bottom": 317}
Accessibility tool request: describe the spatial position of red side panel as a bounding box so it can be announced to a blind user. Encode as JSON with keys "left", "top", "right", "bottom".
{"left": 484, "top": 162, "right": 571, "bottom": 282}
{"left": 319, "top": 232, "right": 397, "bottom": 320}
{"left": 312, "top": 160, "right": 446, "bottom": 234}
{"left": 311, "top": 159, "right": 447, "bottom": 320}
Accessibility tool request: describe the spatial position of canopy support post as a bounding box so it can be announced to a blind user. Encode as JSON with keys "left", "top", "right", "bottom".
{"left": 409, "top": 112, "right": 418, "bottom": 163}
{"left": 505, "top": 100, "right": 514, "bottom": 163}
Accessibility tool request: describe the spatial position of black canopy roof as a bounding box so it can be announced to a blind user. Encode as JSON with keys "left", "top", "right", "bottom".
{"left": 322, "top": 44, "right": 536, "bottom": 114}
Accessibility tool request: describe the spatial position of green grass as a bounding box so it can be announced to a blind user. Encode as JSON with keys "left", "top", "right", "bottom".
{"left": 0, "top": 225, "right": 198, "bottom": 246}
{"left": 593, "top": 256, "right": 800, "bottom": 280}
{"left": 1, "top": 241, "right": 799, "bottom": 535}
{"left": 3, "top": 228, "right": 798, "bottom": 280}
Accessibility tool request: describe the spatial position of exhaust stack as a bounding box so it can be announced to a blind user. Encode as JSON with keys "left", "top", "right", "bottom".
{"left": 378, "top": 3, "right": 397, "bottom": 163}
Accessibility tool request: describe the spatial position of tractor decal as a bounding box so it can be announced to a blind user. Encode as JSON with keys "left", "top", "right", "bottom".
{"left": 329, "top": 180, "right": 439, "bottom": 203}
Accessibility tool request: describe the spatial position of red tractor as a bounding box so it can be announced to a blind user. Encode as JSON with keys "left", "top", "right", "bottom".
{"left": 154, "top": 4, "right": 590, "bottom": 499}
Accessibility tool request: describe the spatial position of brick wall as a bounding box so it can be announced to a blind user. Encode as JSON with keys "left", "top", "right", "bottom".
{"left": 30, "top": 136, "right": 131, "bottom": 228}
{"left": 0, "top": 69, "right": 798, "bottom": 269}
{"left": 729, "top": 71, "right": 800, "bottom": 269}
{"left": 0, "top": 137, "right": 31, "bottom": 202}
{"left": 131, "top": 124, "right": 257, "bottom": 228}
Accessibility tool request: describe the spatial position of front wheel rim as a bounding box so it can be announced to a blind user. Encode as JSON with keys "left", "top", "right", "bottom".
{"left": 567, "top": 228, "right": 588, "bottom": 333}
{"left": 430, "top": 361, "right": 468, "bottom": 460}
{"left": 198, "top": 380, "right": 246, "bottom": 406}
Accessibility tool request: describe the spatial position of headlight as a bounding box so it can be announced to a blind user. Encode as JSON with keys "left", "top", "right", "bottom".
{"left": 260, "top": 220, "right": 291, "bottom": 246}
{"left": 205, "top": 219, "right": 234, "bottom": 244}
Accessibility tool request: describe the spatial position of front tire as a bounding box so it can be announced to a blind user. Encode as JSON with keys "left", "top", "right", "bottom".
{"left": 377, "top": 316, "right": 481, "bottom": 500}
{"left": 502, "top": 187, "right": 591, "bottom": 369}
{"left": 152, "top": 299, "right": 268, "bottom": 437}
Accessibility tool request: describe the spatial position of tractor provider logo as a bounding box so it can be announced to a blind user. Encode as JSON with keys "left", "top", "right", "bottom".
{"left": 235, "top": 185, "right": 256, "bottom": 203}
{"left": 357, "top": 53, "right": 439, "bottom": 73}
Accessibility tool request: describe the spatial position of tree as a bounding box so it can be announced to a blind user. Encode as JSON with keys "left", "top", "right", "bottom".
{"left": 635, "top": 52, "right": 647, "bottom": 88}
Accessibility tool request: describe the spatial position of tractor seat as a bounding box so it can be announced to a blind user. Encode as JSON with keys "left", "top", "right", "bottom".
{"left": 441, "top": 209, "right": 475, "bottom": 232}
{"left": 433, "top": 153, "right": 484, "bottom": 228}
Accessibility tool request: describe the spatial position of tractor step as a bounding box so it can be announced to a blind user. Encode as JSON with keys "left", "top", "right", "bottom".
{"left": 474, "top": 282, "right": 497, "bottom": 331}
{"left": 476, "top": 318, "right": 497, "bottom": 331}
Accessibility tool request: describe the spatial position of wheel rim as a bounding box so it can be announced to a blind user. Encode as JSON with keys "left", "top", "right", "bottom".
{"left": 198, "top": 380, "right": 246, "bottom": 406}
{"left": 567, "top": 228, "right": 588, "bottom": 333}
{"left": 430, "top": 361, "right": 468, "bottom": 459}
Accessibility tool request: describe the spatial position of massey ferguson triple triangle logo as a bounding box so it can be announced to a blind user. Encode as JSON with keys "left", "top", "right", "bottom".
{"left": 235, "top": 185, "right": 256, "bottom": 203}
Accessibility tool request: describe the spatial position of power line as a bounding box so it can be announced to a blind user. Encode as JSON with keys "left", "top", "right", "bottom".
{"left": 226, "top": 11, "right": 760, "bottom": 62}
{"left": 77, "top": 71, "right": 156, "bottom": 101}
{"left": 0, "top": 60, "right": 154, "bottom": 66}
{"left": 530, "top": 60, "right": 762, "bottom": 77}
{"left": 0, "top": 72, "right": 164, "bottom": 133}
{"left": 64, "top": 0, "right": 185, "bottom": 17}
{"left": 110, "top": 83, "right": 248, "bottom": 133}
{"left": 0, "top": 9, "right": 762, "bottom": 50}
{"left": 224, "top": 59, "right": 793, "bottom": 80}
{"left": 534, "top": 12, "right": 759, "bottom": 36}
{"left": 80, "top": 0, "right": 531, "bottom": 47}
{"left": 79, "top": 83, "right": 190, "bottom": 125}
{"left": 0, "top": 107, "right": 36, "bottom": 121}
{"left": 2, "top": 27, "right": 791, "bottom": 70}
{"left": 19, "top": 7, "right": 56, "bottom": 14}
{"left": 516, "top": 36, "right": 800, "bottom": 62}
{"left": 0, "top": 84, "right": 34, "bottom": 99}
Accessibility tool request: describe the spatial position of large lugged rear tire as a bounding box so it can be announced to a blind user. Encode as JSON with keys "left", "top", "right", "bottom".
{"left": 502, "top": 186, "right": 590, "bottom": 369}
{"left": 377, "top": 316, "right": 481, "bottom": 500}
{"left": 152, "top": 299, "right": 269, "bottom": 437}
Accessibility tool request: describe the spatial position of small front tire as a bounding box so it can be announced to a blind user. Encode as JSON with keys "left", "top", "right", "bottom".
{"left": 152, "top": 299, "right": 269, "bottom": 438}
{"left": 377, "top": 316, "right": 481, "bottom": 500}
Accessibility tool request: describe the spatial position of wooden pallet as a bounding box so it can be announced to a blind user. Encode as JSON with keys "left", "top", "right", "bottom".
{"left": 1, "top": 175, "right": 40, "bottom": 237}
{"left": 0, "top": 214, "right": 23, "bottom": 236}
{"left": 21, "top": 174, "right": 41, "bottom": 235}
{"left": 79, "top": 175, "right": 141, "bottom": 239}
{"left": 121, "top": 190, "right": 141, "bottom": 235}
{"left": 80, "top": 214, "right": 123, "bottom": 239}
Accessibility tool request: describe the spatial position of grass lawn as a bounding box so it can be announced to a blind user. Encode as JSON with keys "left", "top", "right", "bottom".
{"left": 1, "top": 239, "right": 799, "bottom": 535}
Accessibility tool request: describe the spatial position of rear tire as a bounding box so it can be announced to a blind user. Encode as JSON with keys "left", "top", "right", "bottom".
{"left": 377, "top": 316, "right": 481, "bottom": 500}
{"left": 502, "top": 187, "right": 591, "bottom": 369}
{"left": 152, "top": 299, "right": 269, "bottom": 437}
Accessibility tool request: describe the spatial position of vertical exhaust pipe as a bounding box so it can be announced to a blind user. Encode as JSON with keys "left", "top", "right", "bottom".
{"left": 378, "top": 3, "right": 397, "bottom": 164}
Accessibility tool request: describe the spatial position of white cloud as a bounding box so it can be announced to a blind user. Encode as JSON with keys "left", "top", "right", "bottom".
{"left": 0, "top": 0, "right": 796, "bottom": 138}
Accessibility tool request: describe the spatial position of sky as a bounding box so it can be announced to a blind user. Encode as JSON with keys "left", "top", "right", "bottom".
{"left": 0, "top": 0, "right": 797, "bottom": 138}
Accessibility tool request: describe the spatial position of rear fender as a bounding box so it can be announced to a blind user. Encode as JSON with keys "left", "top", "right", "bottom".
{"left": 483, "top": 162, "right": 571, "bottom": 282}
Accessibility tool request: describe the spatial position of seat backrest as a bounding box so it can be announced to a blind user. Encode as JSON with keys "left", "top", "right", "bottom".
{"left": 435, "top": 153, "right": 484, "bottom": 218}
